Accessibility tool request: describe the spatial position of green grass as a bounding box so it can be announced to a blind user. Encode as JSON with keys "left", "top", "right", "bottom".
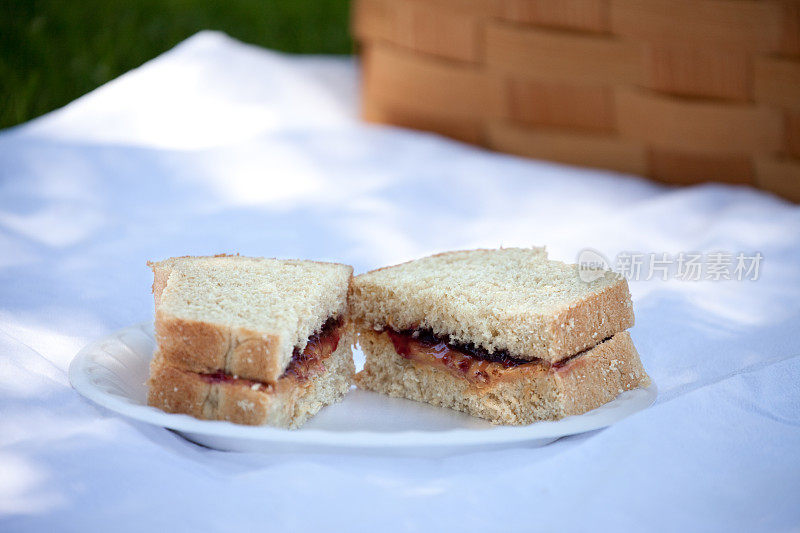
{"left": 0, "top": 0, "right": 353, "bottom": 129}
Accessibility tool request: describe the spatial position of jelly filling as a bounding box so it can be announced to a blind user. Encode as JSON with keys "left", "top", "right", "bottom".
{"left": 385, "top": 327, "right": 530, "bottom": 369}
{"left": 384, "top": 327, "right": 612, "bottom": 379}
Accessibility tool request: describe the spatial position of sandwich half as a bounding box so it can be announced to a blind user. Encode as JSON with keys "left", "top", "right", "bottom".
{"left": 147, "top": 255, "right": 355, "bottom": 428}
{"left": 351, "top": 248, "right": 650, "bottom": 425}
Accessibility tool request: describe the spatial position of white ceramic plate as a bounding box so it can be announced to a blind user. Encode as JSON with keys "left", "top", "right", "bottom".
{"left": 69, "top": 323, "right": 657, "bottom": 456}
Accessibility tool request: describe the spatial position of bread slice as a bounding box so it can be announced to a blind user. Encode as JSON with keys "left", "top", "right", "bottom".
{"left": 148, "top": 324, "right": 355, "bottom": 428}
{"left": 355, "top": 327, "right": 649, "bottom": 425}
{"left": 149, "top": 255, "right": 352, "bottom": 383}
{"left": 349, "top": 248, "right": 633, "bottom": 363}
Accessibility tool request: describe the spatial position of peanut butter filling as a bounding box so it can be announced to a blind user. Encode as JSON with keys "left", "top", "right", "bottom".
{"left": 382, "top": 327, "right": 608, "bottom": 387}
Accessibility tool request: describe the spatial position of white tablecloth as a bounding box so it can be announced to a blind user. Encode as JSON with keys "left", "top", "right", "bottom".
{"left": 1, "top": 32, "right": 798, "bottom": 532}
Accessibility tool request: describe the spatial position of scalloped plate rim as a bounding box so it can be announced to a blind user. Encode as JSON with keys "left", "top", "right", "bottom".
{"left": 69, "top": 322, "right": 658, "bottom": 450}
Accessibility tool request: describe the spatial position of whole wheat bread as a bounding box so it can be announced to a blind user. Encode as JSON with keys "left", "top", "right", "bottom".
{"left": 146, "top": 255, "right": 355, "bottom": 428}
{"left": 149, "top": 255, "right": 352, "bottom": 383}
{"left": 351, "top": 248, "right": 649, "bottom": 424}
{"left": 349, "top": 248, "right": 634, "bottom": 363}
{"left": 148, "top": 325, "right": 355, "bottom": 428}
{"left": 356, "top": 328, "right": 649, "bottom": 425}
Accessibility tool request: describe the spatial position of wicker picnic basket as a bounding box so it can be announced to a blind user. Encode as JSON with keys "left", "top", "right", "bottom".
{"left": 353, "top": 0, "right": 800, "bottom": 201}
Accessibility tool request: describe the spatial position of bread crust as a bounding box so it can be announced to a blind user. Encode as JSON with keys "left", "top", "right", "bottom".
{"left": 154, "top": 312, "right": 285, "bottom": 383}
{"left": 546, "top": 276, "right": 635, "bottom": 360}
{"left": 355, "top": 327, "right": 650, "bottom": 425}
{"left": 147, "top": 326, "right": 355, "bottom": 428}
